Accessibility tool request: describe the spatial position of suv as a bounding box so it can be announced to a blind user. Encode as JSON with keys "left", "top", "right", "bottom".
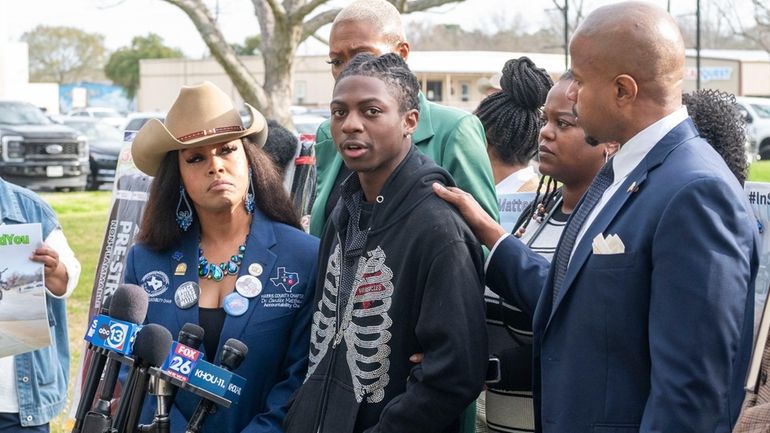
{"left": 0, "top": 100, "right": 89, "bottom": 190}
{"left": 736, "top": 96, "right": 770, "bottom": 160}
{"left": 61, "top": 117, "right": 123, "bottom": 190}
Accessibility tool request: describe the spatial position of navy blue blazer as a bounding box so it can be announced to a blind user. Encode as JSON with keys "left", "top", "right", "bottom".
{"left": 487, "top": 118, "right": 759, "bottom": 433}
{"left": 124, "top": 209, "right": 319, "bottom": 433}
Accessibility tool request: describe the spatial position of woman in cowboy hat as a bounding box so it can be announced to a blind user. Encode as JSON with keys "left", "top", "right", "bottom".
{"left": 124, "top": 81, "right": 319, "bottom": 433}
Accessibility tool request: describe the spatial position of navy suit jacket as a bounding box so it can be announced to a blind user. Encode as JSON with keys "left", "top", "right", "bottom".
{"left": 487, "top": 118, "right": 758, "bottom": 433}
{"left": 124, "top": 209, "right": 319, "bottom": 433}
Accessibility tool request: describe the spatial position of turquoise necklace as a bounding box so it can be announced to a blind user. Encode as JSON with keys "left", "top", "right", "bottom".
{"left": 198, "top": 241, "right": 246, "bottom": 282}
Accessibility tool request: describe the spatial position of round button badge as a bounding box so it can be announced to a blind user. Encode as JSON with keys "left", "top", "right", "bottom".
{"left": 248, "top": 263, "right": 263, "bottom": 277}
{"left": 223, "top": 292, "right": 249, "bottom": 317}
{"left": 174, "top": 281, "right": 200, "bottom": 309}
{"left": 235, "top": 275, "right": 262, "bottom": 298}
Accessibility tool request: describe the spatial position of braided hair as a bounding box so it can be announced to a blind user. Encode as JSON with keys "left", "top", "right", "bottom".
{"left": 336, "top": 52, "right": 420, "bottom": 114}
{"left": 512, "top": 70, "right": 573, "bottom": 238}
{"left": 475, "top": 56, "right": 553, "bottom": 166}
{"left": 683, "top": 89, "right": 748, "bottom": 186}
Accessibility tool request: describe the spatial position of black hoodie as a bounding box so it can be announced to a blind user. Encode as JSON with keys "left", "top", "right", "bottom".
{"left": 284, "top": 146, "right": 488, "bottom": 433}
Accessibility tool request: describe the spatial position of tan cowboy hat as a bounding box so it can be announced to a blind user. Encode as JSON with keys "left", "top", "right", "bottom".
{"left": 131, "top": 81, "right": 267, "bottom": 176}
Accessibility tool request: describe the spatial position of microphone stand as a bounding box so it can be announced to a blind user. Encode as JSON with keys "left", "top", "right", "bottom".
{"left": 137, "top": 375, "right": 173, "bottom": 433}
{"left": 185, "top": 398, "right": 218, "bottom": 433}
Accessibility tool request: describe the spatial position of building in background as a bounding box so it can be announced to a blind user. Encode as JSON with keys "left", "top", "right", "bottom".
{"left": 59, "top": 82, "right": 132, "bottom": 115}
{"left": 137, "top": 49, "right": 770, "bottom": 115}
{"left": 0, "top": 16, "right": 59, "bottom": 114}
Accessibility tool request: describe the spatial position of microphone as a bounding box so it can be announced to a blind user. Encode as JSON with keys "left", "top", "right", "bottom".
{"left": 138, "top": 323, "right": 205, "bottom": 433}
{"left": 185, "top": 339, "right": 248, "bottom": 433}
{"left": 75, "top": 284, "right": 149, "bottom": 433}
{"left": 111, "top": 323, "right": 174, "bottom": 433}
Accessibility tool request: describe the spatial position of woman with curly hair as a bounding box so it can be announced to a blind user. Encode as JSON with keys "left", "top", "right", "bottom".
{"left": 683, "top": 88, "right": 749, "bottom": 185}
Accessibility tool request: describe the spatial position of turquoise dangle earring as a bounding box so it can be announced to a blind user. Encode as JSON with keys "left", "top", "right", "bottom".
{"left": 245, "top": 168, "right": 255, "bottom": 214}
{"left": 176, "top": 185, "right": 193, "bottom": 231}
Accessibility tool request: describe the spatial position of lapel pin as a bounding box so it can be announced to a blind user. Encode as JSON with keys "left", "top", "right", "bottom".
{"left": 223, "top": 292, "right": 249, "bottom": 317}
{"left": 172, "top": 251, "right": 183, "bottom": 262}
{"left": 627, "top": 181, "right": 639, "bottom": 193}
{"left": 248, "top": 263, "right": 263, "bottom": 277}
{"left": 174, "top": 281, "right": 200, "bottom": 309}
{"left": 235, "top": 275, "right": 262, "bottom": 298}
{"left": 174, "top": 263, "right": 187, "bottom": 276}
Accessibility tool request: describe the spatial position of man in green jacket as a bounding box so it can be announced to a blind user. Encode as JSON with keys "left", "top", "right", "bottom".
{"left": 309, "top": 0, "right": 499, "bottom": 237}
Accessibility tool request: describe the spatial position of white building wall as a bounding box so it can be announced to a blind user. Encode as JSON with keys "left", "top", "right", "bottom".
{"left": 138, "top": 50, "right": 770, "bottom": 115}
{"left": 0, "top": 42, "right": 30, "bottom": 101}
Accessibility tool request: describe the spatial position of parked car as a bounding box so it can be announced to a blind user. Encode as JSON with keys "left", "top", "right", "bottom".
{"left": 68, "top": 107, "right": 127, "bottom": 129}
{"left": 0, "top": 100, "right": 89, "bottom": 190}
{"left": 121, "top": 111, "right": 165, "bottom": 139}
{"left": 292, "top": 114, "right": 327, "bottom": 135}
{"left": 60, "top": 117, "right": 123, "bottom": 190}
{"left": 736, "top": 96, "right": 770, "bottom": 160}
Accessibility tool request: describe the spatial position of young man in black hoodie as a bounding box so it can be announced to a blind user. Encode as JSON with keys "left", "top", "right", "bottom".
{"left": 283, "top": 53, "right": 487, "bottom": 433}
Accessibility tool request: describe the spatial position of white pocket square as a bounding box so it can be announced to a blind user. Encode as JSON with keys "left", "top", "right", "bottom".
{"left": 592, "top": 233, "right": 625, "bottom": 254}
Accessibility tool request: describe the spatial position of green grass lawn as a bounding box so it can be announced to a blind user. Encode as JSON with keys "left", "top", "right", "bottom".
{"left": 749, "top": 161, "right": 770, "bottom": 182}
{"left": 39, "top": 191, "right": 112, "bottom": 433}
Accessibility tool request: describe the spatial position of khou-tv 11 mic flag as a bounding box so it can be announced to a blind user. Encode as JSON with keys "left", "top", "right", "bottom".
{"left": 161, "top": 341, "right": 245, "bottom": 405}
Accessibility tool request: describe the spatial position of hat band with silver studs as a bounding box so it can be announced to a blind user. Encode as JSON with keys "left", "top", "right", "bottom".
{"left": 176, "top": 125, "right": 244, "bottom": 142}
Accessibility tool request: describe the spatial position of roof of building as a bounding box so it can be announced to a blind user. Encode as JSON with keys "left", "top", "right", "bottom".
{"left": 685, "top": 48, "right": 770, "bottom": 62}
{"left": 406, "top": 51, "right": 570, "bottom": 75}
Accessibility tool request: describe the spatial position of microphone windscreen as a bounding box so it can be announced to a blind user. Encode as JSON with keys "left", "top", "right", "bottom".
{"left": 133, "top": 324, "right": 173, "bottom": 367}
{"left": 219, "top": 338, "right": 248, "bottom": 371}
{"left": 223, "top": 338, "right": 248, "bottom": 357}
{"left": 179, "top": 323, "right": 205, "bottom": 348}
{"left": 109, "top": 284, "right": 149, "bottom": 324}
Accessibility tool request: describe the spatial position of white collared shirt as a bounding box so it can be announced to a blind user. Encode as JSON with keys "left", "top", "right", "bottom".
{"left": 571, "top": 107, "right": 689, "bottom": 259}
{"left": 495, "top": 165, "right": 537, "bottom": 195}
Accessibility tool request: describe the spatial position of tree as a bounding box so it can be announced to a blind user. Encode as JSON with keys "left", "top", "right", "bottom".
{"left": 21, "top": 25, "right": 108, "bottom": 83}
{"left": 408, "top": 22, "right": 563, "bottom": 53}
{"left": 716, "top": 0, "right": 770, "bottom": 52}
{"left": 105, "top": 34, "right": 184, "bottom": 100}
{"left": 232, "top": 35, "right": 262, "bottom": 56}
{"left": 546, "top": 0, "right": 585, "bottom": 69}
{"left": 161, "top": 0, "right": 468, "bottom": 126}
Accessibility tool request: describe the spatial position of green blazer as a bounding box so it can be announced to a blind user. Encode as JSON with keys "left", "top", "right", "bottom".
{"left": 309, "top": 92, "right": 499, "bottom": 236}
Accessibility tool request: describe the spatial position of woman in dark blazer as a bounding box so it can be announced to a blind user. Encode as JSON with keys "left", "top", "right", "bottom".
{"left": 124, "top": 81, "right": 318, "bottom": 433}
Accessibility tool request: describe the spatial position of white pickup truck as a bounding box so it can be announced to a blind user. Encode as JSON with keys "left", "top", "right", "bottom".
{"left": 736, "top": 96, "right": 770, "bottom": 160}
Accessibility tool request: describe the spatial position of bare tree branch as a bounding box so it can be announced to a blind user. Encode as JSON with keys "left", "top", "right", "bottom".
{"left": 300, "top": 8, "right": 340, "bottom": 42}
{"left": 161, "top": 0, "right": 269, "bottom": 111}
{"left": 717, "top": 0, "right": 770, "bottom": 53}
{"left": 293, "top": 0, "right": 333, "bottom": 24}
{"left": 311, "top": 32, "right": 329, "bottom": 46}
{"left": 400, "top": 0, "right": 464, "bottom": 13}
{"left": 264, "top": 0, "right": 286, "bottom": 18}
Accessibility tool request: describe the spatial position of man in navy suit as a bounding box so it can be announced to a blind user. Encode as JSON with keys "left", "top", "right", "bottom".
{"left": 434, "top": 2, "right": 759, "bottom": 432}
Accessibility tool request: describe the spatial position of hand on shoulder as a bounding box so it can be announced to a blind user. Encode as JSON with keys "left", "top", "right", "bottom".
{"left": 432, "top": 183, "right": 506, "bottom": 248}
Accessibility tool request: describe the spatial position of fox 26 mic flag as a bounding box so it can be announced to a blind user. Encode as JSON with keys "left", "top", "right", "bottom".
{"left": 161, "top": 341, "right": 245, "bottom": 405}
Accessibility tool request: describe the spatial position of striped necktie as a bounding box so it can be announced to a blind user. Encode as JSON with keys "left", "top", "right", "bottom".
{"left": 551, "top": 161, "right": 615, "bottom": 304}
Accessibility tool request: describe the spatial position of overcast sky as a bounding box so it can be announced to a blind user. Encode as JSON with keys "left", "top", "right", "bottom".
{"left": 0, "top": 0, "right": 757, "bottom": 58}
